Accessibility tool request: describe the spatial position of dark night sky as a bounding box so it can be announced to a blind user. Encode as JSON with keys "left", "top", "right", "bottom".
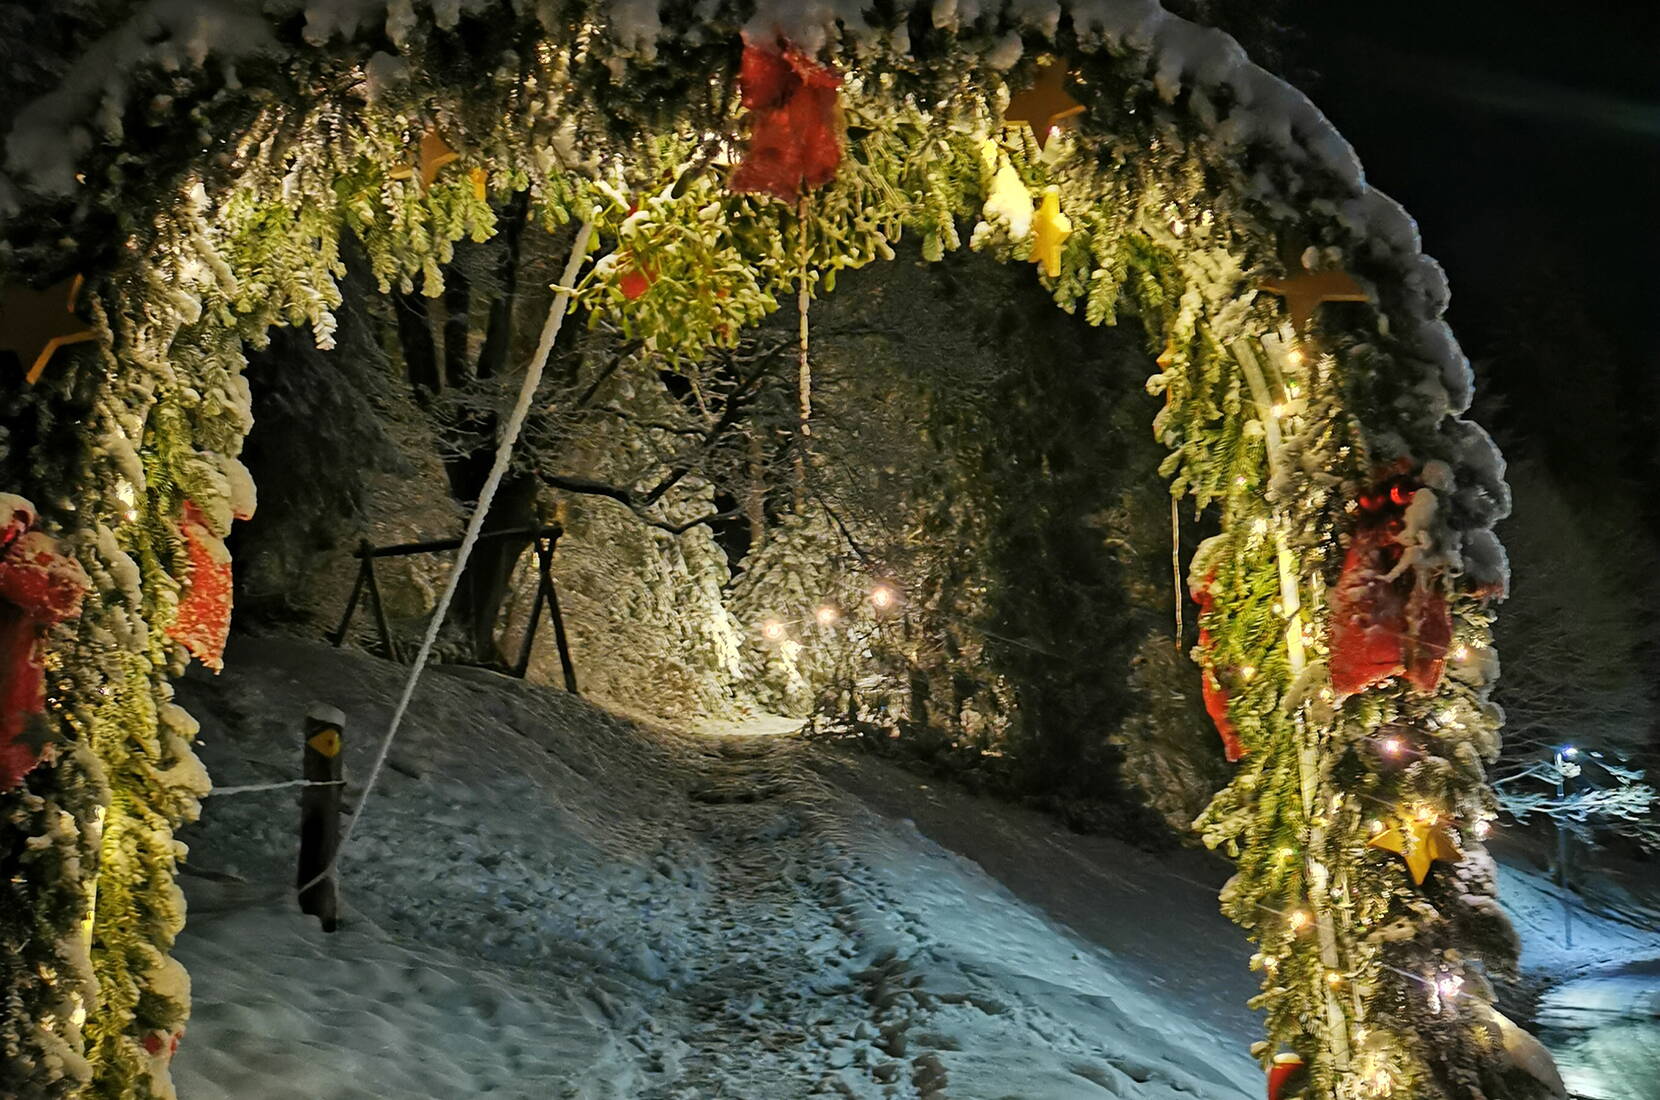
{"left": 1282, "top": 2, "right": 1660, "bottom": 484}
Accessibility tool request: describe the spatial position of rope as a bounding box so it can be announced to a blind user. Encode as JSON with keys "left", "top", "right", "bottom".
{"left": 299, "top": 213, "right": 597, "bottom": 895}
{"left": 1170, "top": 495, "right": 1183, "bottom": 651}
{"left": 205, "top": 779, "right": 344, "bottom": 797}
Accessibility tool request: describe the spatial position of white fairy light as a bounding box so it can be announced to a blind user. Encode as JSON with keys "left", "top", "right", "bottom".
{"left": 761, "top": 619, "right": 785, "bottom": 640}
{"left": 815, "top": 605, "right": 839, "bottom": 626}
{"left": 870, "top": 584, "right": 896, "bottom": 609}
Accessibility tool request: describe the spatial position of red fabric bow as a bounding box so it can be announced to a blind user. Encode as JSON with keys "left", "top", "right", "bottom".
{"left": 730, "top": 37, "right": 844, "bottom": 202}
{"left": 1328, "top": 473, "right": 1451, "bottom": 697}
{"left": 0, "top": 495, "right": 89, "bottom": 789}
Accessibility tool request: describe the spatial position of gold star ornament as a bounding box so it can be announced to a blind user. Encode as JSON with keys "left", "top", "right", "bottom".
{"left": 390, "top": 128, "right": 461, "bottom": 190}
{"left": 1, "top": 276, "right": 95, "bottom": 384}
{"left": 1369, "top": 812, "right": 1461, "bottom": 885}
{"left": 1029, "top": 186, "right": 1072, "bottom": 279}
{"left": 1003, "top": 57, "right": 1086, "bottom": 151}
{"left": 1260, "top": 262, "right": 1369, "bottom": 333}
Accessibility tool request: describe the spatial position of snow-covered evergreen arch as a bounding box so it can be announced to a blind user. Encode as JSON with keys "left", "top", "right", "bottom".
{"left": 0, "top": 3, "right": 1546, "bottom": 1097}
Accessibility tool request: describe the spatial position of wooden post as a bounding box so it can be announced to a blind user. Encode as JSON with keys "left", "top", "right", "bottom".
{"left": 511, "top": 538, "right": 551, "bottom": 679}
{"left": 297, "top": 704, "right": 346, "bottom": 932}
{"left": 360, "top": 541, "right": 400, "bottom": 663}
{"left": 330, "top": 559, "right": 368, "bottom": 647}
{"left": 541, "top": 536, "right": 579, "bottom": 694}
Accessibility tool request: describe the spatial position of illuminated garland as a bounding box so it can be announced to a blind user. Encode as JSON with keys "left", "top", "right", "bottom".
{"left": 0, "top": 5, "right": 1537, "bottom": 1097}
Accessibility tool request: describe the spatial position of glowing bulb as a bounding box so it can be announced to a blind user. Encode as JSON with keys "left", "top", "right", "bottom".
{"left": 1382, "top": 737, "right": 1403, "bottom": 756}
{"left": 1436, "top": 974, "right": 1464, "bottom": 1003}
{"left": 1415, "top": 805, "right": 1439, "bottom": 824}
{"left": 815, "top": 605, "right": 839, "bottom": 626}
{"left": 1287, "top": 348, "right": 1306, "bottom": 367}
{"left": 1288, "top": 909, "right": 1311, "bottom": 932}
{"left": 1239, "top": 664, "right": 1256, "bottom": 680}
{"left": 1234, "top": 475, "right": 1248, "bottom": 488}
{"left": 761, "top": 619, "right": 785, "bottom": 640}
{"left": 1562, "top": 745, "right": 1579, "bottom": 758}
{"left": 1326, "top": 971, "right": 1344, "bottom": 987}
{"left": 870, "top": 585, "right": 896, "bottom": 609}
{"left": 1452, "top": 644, "right": 1470, "bottom": 661}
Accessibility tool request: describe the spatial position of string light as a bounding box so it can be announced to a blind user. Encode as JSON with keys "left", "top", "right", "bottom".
{"left": 1240, "top": 664, "right": 1256, "bottom": 680}
{"left": 870, "top": 584, "right": 896, "bottom": 609}
{"left": 1382, "top": 737, "right": 1403, "bottom": 756}
{"left": 761, "top": 619, "right": 786, "bottom": 640}
{"left": 1287, "top": 347, "right": 1306, "bottom": 367}
{"left": 1288, "top": 909, "right": 1312, "bottom": 932}
{"left": 1451, "top": 643, "right": 1470, "bottom": 661}
{"left": 815, "top": 605, "right": 839, "bottom": 626}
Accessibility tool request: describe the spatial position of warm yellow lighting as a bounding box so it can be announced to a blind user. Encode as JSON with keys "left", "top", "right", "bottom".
{"left": 761, "top": 619, "right": 785, "bottom": 640}
{"left": 1382, "top": 737, "right": 1403, "bottom": 756}
{"left": 1287, "top": 347, "right": 1306, "bottom": 367}
{"left": 1288, "top": 909, "right": 1311, "bottom": 932}
{"left": 815, "top": 605, "right": 839, "bottom": 626}
{"left": 870, "top": 584, "right": 896, "bottom": 609}
{"left": 1452, "top": 644, "right": 1470, "bottom": 661}
{"left": 1240, "top": 664, "right": 1256, "bottom": 680}
{"left": 1326, "top": 971, "right": 1344, "bottom": 987}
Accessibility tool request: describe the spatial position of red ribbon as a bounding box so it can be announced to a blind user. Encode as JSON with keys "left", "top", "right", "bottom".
{"left": 1191, "top": 571, "right": 1245, "bottom": 761}
{"left": 167, "top": 500, "right": 235, "bottom": 672}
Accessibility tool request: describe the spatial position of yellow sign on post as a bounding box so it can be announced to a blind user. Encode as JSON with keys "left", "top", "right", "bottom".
{"left": 306, "top": 727, "right": 342, "bottom": 758}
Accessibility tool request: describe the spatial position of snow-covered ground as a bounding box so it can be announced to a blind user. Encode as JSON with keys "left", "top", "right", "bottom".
{"left": 171, "top": 638, "right": 1261, "bottom": 1099}
{"left": 170, "top": 637, "right": 1660, "bottom": 1099}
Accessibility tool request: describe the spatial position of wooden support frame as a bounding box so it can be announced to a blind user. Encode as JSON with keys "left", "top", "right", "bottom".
{"left": 329, "top": 525, "right": 576, "bottom": 691}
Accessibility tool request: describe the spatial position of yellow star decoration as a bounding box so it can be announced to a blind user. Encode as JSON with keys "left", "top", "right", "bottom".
{"left": 1369, "top": 813, "right": 1461, "bottom": 885}
{"left": 1259, "top": 264, "right": 1369, "bottom": 333}
{"left": 1003, "top": 57, "right": 1086, "bottom": 151}
{"left": 1, "top": 275, "right": 95, "bottom": 384}
{"left": 390, "top": 128, "right": 461, "bottom": 190}
{"left": 1030, "top": 186, "right": 1071, "bottom": 279}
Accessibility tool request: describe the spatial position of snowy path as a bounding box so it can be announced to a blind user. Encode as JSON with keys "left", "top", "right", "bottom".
{"left": 171, "top": 638, "right": 1259, "bottom": 1099}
